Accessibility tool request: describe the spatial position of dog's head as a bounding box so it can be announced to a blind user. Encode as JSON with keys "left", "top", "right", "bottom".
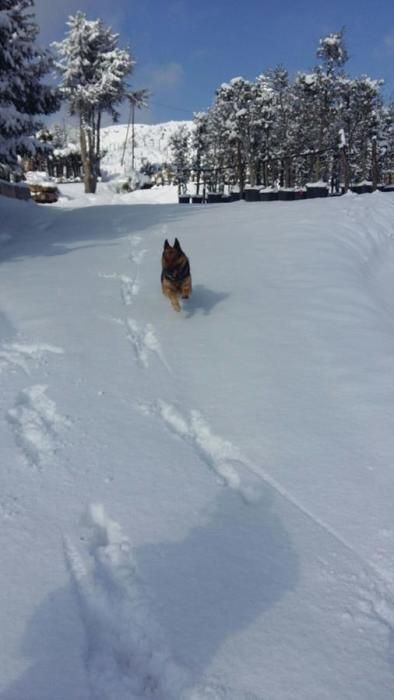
{"left": 162, "top": 238, "right": 183, "bottom": 265}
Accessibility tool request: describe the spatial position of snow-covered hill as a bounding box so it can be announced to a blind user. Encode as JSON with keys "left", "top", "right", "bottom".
{"left": 100, "top": 120, "right": 193, "bottom": 176}
{"left": 1, "top": 186, "right": 394, "bottom": 699}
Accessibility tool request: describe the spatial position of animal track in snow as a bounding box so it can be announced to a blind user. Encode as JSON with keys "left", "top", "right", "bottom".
{"left": 64, "top": 504, "right": 187, "bottom": 700}
{"left": 0, "top": 493, "right": 23, "bottom": 521}
{"left": 127, "top": 319, "right": 170, "bottom": 371}
{"left": 65, "top": 505, "right": 259, "bottom": 700}
{"left": 355, "top": 571, "right": 394, "bottom": 632}
{"left": 99, "top": 272, "right": 140, "bottom": 306}
{"left": 7, "top": 384, "right": 70, "bottom": 467}
{"left": 129, "top": 234, "right": 142, "bottom": 247}
{"left": 120, "top": 274, "right": 140, "bottom": 305}
{"left": 0, "top": 342, "right": 64, "bottom": 375}
{"left": 129, "top": 248, "right": 148, "bottom": 265}
{"left": 139, "top": 400, "right": 262, "bottom": 503}
{"left": 126, "top": 233, "right": 148, "bottom": 264}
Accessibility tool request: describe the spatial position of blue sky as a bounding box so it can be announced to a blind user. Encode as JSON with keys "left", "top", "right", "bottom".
{"left": 35, "top": 0, "right": 394, "bottom": 124}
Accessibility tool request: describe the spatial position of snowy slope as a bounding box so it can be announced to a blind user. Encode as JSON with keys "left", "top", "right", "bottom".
{"left": 1, "top": 186, "right": 394, "bottom": 700}
{"left": 100, "top": 121, "right": 193, "bottom": 176}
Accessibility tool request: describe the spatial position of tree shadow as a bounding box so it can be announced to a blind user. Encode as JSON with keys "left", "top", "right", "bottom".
{"left": 0, "top": 201, "right": 191, "bottom": 265}
{"left": 0, "top": 584, "right": 89, "bottom": 700}
{"left": 1, "top": 489, "right": 298, "bottom": 699}
{"left": 137, "top": 488, "right": 299, "bottom": 679}
{"left": 184, "top": 284, "right": 230, "bottom": 318}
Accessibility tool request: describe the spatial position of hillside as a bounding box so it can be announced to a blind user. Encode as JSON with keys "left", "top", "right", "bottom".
{"left": 100, "top": 120, "right": 194, "bottom": 176}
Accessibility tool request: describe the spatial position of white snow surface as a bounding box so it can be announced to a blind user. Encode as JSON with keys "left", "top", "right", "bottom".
{"left": 100, "top": 121, "right": 193, "bottom": 176}
{"left": 1, "top": 183, "right": 394, "bottom": 699}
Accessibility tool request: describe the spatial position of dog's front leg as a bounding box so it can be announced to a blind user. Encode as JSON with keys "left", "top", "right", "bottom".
{"left": 181, "top": 278, "right": 192, "bottom": 299}
{"left": 167, "top": 291, "right": 181, "bottom": 311}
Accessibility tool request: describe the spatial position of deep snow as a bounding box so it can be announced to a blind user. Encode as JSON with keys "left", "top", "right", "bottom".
{"left": 1, "top": 183, "right": 394, "bottom": 699}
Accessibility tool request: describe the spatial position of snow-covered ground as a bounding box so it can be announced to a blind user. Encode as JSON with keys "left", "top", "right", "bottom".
{"left": 100, "top": 121, "right": 193, "bottom": 176}
{"left": 1, "top": 183, "right": 394, "bottom": 700}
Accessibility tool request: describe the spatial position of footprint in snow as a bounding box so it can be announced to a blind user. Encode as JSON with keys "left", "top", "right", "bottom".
{"left": 64, "top": 504, "right": 188, "bottom": 700}
{"left": 126, "top": 319, "right": 171, "bottom": 371}
{"left": 7, "top": 385, "right": 70, "bottom": 468}
{"left": 0, "top": 494, "right": 24, "bottom": 521}
{"left": 129, "top": 248, "right": 148, "bottom": 265}
{"left": 98, "top": 272, "right": 140, "bottom": 306}
{"left": 120, "top": 273, "right": 140, "bottom": 305}
{"left": 0, "top": 342, "right": 64, "bottom": 375}
{"left": 138, "top": 400, "right": 263, "bottom": 504}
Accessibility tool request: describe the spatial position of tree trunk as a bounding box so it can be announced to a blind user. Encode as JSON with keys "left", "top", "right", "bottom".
{"left": 371, "top": 137, "right": 379, "bottom": 191}
{"left": 284, "top": 157, "right": 292, "bottom": 188}
{"left": 237, "top": 141, "right": 245, "bottom": 196}
{"left": 195, "top": 152, "right": 201, "bottom": 195}
{"left": 80, "top": 114, "right": 97, "bottom": 194}
{"left": 314, "top": 153, "right": 322, "bottom": 182}
{"left": 340, "top": 146, "right": 350, "bottom": 193}
{"left": 96, "top": 111, "right": 102, "bottom": 177}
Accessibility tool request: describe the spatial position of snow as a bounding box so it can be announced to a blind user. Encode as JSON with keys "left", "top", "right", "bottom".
{"left": 100, "top": 121, "right": 194, "bottom": 176}
{"left": 1, "top": 185, "right": 394, "bottom": 699}
{"left": 339, "top": 127, "right": 347, "bottom": 148}
{"left": 25, "top": 170, "right": 54, "bottom": 184}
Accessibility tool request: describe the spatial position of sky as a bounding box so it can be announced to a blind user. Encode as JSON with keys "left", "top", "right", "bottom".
{"left": 34, "top": 0, "right": 394, "bottom": 125}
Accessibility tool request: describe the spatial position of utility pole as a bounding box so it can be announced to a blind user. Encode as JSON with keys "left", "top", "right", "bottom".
{"left": 121, "top": 89, "right": 150, "bottom": 171}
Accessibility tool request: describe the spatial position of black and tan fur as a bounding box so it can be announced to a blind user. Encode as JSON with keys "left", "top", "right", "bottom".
{"left": 161, "top": 238, "right": 192, "bottom": 312}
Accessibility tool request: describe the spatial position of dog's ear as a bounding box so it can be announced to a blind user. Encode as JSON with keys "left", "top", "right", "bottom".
{"left": 164, "top": 239, "right": 170, "bottom": 249}
{"left": 174, "top": 238, "right": 182, "bottom": 251}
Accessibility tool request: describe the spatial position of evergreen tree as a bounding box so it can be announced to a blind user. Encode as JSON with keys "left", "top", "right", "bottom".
{"left": 265, "top": 67, "right": 296, "bottom": 186}
{"left": 191, "top": 112, "right": 210, "bottom": 195}
{"left": 210, "top": 77, "right": 256, "bottom": 194}
{"left": 169, "top": 124, "right": 190, "bottom": 191}
{"left": 306, "top": 31, "right": 349, "bottom": 183}
{"left": 344, "top": 77, "right": 382, "bottom": 184}
{"left": 251, "top": 74, "right": 276, "bottom": 186}
{"left": 182, "top": 29, "right": 389, "bottom": 193}
{"left": 380, "top": 102, "right": 394, "bottom": 184}
{"left": 54, "top": 12, "right": 134, "bottom": 193}
{"left": 0, "top": 0, "right": 59, "bottom": 172}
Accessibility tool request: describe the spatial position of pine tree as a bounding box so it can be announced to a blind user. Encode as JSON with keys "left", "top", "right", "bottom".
{"left": 191, "top": 112, "right": 210, "bottom": 195}
{"left": 169, "top": 124, "right": 190, "bottom": 192}
{"left": 380, "top": 102, "right": 394, "bottom": 184}
{"left": 54, "top": 12, "right": 134, "bottom": 193}
{"left": 182, "top": 29, "right": 389, "bottom": 194}
{"left": 0, "top": 0, "right": 59, "bottom": 173}
{"left": 265, "top": 67, "right": 296, "bottom": 187}
{"left": 341, "top": 76, "right": 382, "bottom": 185}
{"left": 210, "top": 77, "right": 257, "bottom": 194}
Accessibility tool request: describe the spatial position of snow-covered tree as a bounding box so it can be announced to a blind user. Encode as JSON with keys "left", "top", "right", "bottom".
{"left": 191, "top": 111, "right": 211, "bottom": 194}
{"left": 169, "top": 124, "right": 190, "bottom": 191}
{"left": 179, "top": 29, "right": 389, "bottom": 193}
{"left": 317, "top": 29, "right": 348, "bottom": 75}
{"left": 264, "top": 67, "right": 297, "bottom": 186}
{"left": 54, "top": 13, "right": 134, "bottom": 193}
{"left": 209, "top": 77, "right": 260, "bottom": 194}
{"left": 337, "top": 75, "right": 383, "bottom": 189}
{"left": 296, "top": 31, "right": 349, "bottom": 183}
{"left": 0, "top": 0, "right": 59, "bottom": 173}
{"left": 250, "top": 74, "right": 276, "bottom": 185}
{"left": 380, "top": 102, "right": 394, "bottom": 183}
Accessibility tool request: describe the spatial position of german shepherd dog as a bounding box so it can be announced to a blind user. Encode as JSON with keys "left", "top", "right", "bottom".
{"left": 161, "top": 238, "right": 192, "bottom": 311}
